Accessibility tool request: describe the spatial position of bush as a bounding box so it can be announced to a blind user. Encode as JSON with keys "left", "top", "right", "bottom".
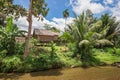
{"left": 15, "top": 42, "right": 25, "bottom": 55}
{"left": 113, "top": 47, "right": 120, "bottom": 56}
{"left": 1, "top": 55, "right": 22, "bottom": 73}
{"left": 67, "top": 42, "right": 77, "bottom": 52}
{"left": 0, "top": 50, "right": 7, "bottom": 72}
{"left": 0, "top": 50, "right": 7, "bottom": 59}
{"left": 82, "top": 56, "right": 101, "bottom": 67}
{"left": 49, "top": 42, "right": 63, "bottom": 68}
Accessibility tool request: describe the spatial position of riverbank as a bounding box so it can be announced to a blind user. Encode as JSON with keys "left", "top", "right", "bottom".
{"left": 0, "top": 66, "right": 120, "bottom": 80}
{"left": 1, "top": 47, "right": 120, "bottom": 73}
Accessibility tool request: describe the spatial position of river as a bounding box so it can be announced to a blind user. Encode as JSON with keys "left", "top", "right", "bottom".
{"left": 0, "top": 66, "right": 120, "bottom": 80}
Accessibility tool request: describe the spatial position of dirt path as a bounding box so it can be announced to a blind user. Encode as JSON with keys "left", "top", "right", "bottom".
{"left": 0, "top": 66, "right": 120, "bottom": 80}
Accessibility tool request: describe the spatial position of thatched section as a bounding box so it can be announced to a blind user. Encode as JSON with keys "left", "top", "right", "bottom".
{"left": 33, "top": 29, "right": 59, "bottom": 43}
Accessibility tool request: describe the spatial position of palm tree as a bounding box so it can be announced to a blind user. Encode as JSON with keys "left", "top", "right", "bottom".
{"left": 24, "top": 0, "right": 49, "bottom": 59}
{"left": 67, "top": 12, "right": 116, "bottom": 66}
{"left": 63, "top": 9, "right": 69, "bottom": 31}
{"left": 0, "top": 17, "right": 27, "bottom": 55}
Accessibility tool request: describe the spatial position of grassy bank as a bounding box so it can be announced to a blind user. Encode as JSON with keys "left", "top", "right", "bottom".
{"left": 0, "top": 45, "right": 120, "bottom": 73}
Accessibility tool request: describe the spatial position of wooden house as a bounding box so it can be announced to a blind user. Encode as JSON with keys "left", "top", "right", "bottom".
{"left": 33, "top": 29, "right": 59, "bottom": 43}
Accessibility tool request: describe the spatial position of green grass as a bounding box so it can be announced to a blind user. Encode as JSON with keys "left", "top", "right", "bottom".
{"left": 57, "top": 52, "right": 82, "bottom": 67}
{"left": 33, "top": 46, "right": 120, "bottom": 66}
{"left": 41, "top": 46, "right": 120, "bottom": 66}
{"left": 93, "top": 48, "right": 120, "bottom": 64}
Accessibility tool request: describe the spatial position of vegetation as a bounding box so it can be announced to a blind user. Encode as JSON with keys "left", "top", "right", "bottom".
{"left": 60, "top": 10, "right": 120, "bottom": 66}
{"left": 0, "top": 0, "right": 26, "bottom": 26}
{"left": 0, "top": 0, "right": 120, "bottom": 73}
{"left": 0, "top": 17, "right": 26, "bottom": 55}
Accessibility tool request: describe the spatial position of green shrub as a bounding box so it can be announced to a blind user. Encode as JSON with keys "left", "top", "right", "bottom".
{"left": 50, "top": 41, "right": 57, "bottom": 60}
{"left": 1, "top": 55, "right": 22, "bottom": 72}
{"left": 49, "top": 42, "right": 63, "bottom": 68}
{"left": 0, "top": 50, "right": 7, "bottom": 58}
{"left": 82, "top": 56, "right": 101, "bottom": 67}
{"left": 67, "top": 42, "right": 77, "bottom": 52}
{"left": 15, "top": 42, "right": 25, "bottom": 55}
{"left": 0, "top": 50, "right": 7, "bottom": 72}
{"left": 113, "top": 47, "right": 120, "bottom": 56}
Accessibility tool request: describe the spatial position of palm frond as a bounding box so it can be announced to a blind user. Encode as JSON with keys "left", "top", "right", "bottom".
{"left": 95, "top": 39, "right": 114, "bottom": 47}
{"left": 79, "top": 40, "right": 90, "bottom": 48}
{"left": 89, "top": 20, "right": 102, "bottom": 32}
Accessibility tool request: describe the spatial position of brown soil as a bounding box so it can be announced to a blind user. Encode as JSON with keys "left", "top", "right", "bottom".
{"left": 0, "top": 66, "right": 120, "bottom": 80}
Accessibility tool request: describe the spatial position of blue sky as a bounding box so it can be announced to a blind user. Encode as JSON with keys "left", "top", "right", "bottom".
{"left": 14, "top": 0, "right": 120, "bottom": 20}
{"left": 13, "top": 0, "right": 120, "bottom": 32}
{"left": 14, "top": 0, "right": 74, "bottom": 20}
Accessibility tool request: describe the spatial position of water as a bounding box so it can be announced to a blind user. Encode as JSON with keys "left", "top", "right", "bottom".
{"left": 0, "top": 66, "right": 120, "bottom": 80}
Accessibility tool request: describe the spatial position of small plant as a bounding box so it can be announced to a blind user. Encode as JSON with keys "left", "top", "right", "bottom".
{"left": 50, "top": 41, "right": 57, "bottom": 60}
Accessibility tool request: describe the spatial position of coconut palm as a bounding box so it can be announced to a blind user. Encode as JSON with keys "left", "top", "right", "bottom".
{"left": 63, "top": 9, "right": 69, "bottom": 31}
{"left": 67, "top": 12, "right": 118, "bottom": 66}
{"left": 92, "top": 14, "right": 120, "bottom": 47}
{"left": 68, "top": 12, "right": 93, "bottom": 59}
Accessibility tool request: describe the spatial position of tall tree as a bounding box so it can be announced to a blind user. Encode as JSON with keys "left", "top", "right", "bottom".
{"left": 24, "top": 0, "right": 49, "bottom": 59}
{"left": 63, "top": 9, "right": 69, "bottom": 31}
{"left": 0, "top": 0, "right": 26, "bottom": 26}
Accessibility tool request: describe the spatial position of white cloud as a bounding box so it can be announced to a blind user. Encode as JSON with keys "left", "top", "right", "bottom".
{"left": 13, "top": 16, "right": 45, "bottom": 33}
{"left": 69, "top": 0, "right": 120, "bottom": 21}
{"left": 104, "top": 0, "right": 114, "bottom": 5}
{"left": 70, "top": 0, "right": 105, "bottom": 15}
{"left": 52, "top": 17, "right": 74, "bottom": 31}
{"left": 13, "top": 16, "right": 74, "bottom": 33}
{"left": 110, "top": 1, "right": 120, "bottom": 20}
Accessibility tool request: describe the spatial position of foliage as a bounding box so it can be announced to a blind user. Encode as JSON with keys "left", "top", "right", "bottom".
{"left": 60, "top": 32, "right": 74, "bottom": 43}
{"left": 0, "top": 17, "right": 27, "bottom": 55}
{"left": 0, "top": 55, "right": 22, "bottom": 72}
{"left": 63, "top": 9, "right": 69, "bottom": 18}
{"left": 49, "top": 42, "right": 63, "bottom": 68}
{"left": 58, "top": 49, "right": 83, "bottom": 67}
{"left": 67, "top": 42, "right": 77, "bottom": 52}
{"left": 0, "top": 45, "right": 120, "bottom": 72}
{"left": 94, "top": 48, "right": 120, "bottom": 64}
{"left": 15, "top": 42, "right": 26, "bottom": 55}
{"left": 0, "top": 0, "right": 26, "bottom": 26}
{"left": 62, "top": 11, "right": 120, "bottom": 66}
{"left": 113, "top": 47, "right": 120, "bottom": 56}
{"left": 67, "top": 12, "right": 94, "bottom": 60}
{"left": 50, "top": 41, "right": 56, "bottom": 60}
{"left": 0, "top": 50, "right": 7, "bottom": 67}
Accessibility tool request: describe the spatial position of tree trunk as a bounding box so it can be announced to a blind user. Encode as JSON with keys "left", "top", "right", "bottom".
{"left": 64, "top": 18, "right": 67, "bottom": 31}
{"left": 23, "top": 0, "right": 33, "bottom": 59}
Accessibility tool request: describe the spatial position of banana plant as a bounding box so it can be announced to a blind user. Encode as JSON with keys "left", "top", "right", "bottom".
{"left": 0, "top": 17, "right": 27, "bottom": 55}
